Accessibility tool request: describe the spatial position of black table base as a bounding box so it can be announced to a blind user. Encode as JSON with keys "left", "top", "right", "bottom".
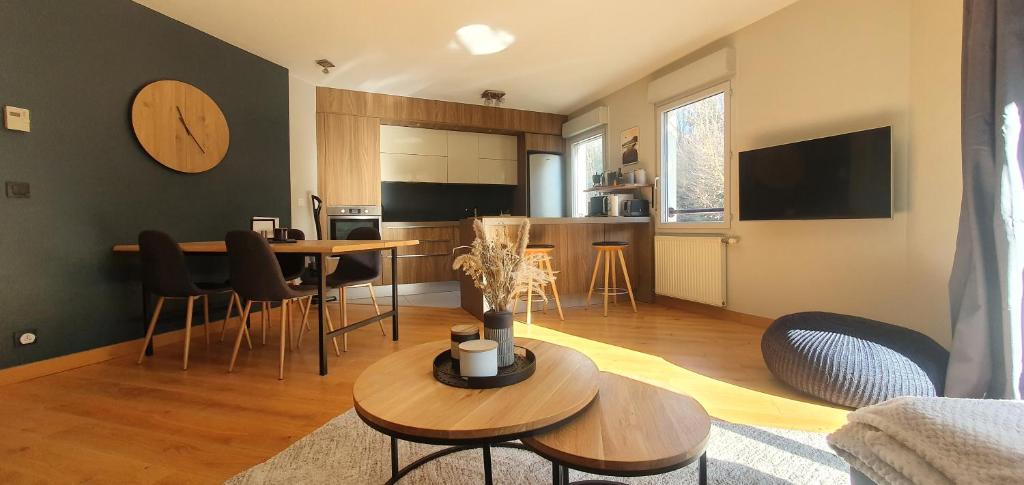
{"left": 313, "top": 247, "right": 400, "bottom": 376}
{"left": 550, "top": 452, "right": 707, "bottom": 485}
{"left": 381, "top": 433, "right": 708, "bottom": 485}
{"left": 386, "top": 437, "right": 529, "bottom": 485}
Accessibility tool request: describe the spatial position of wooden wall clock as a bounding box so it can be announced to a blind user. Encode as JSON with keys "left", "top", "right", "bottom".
{"left": 131, "top": 80, "right": 229, "bottom": 173}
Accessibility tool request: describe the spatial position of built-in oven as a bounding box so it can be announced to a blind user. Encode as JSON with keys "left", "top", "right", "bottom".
{"left": 326, "top": 205, "right": 381, "bottom": 239}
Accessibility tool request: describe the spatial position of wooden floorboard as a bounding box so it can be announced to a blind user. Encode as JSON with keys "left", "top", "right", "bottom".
{"left": 0, "top": 302, "right": 849, "bottom": 483}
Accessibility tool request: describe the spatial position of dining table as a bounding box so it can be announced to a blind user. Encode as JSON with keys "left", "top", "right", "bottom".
{"left": 112, "top": 238, "right": 420, "bottom": 376}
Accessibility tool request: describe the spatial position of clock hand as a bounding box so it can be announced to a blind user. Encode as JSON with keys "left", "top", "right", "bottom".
{"left": 176, "top": 106, "right": 207, "bottom": 154}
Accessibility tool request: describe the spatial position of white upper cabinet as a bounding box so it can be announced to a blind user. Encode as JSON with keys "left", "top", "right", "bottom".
{"left": 478, "top": 134, "right": 518, "bottom": 160}
{"left": 478, "top": 159, "right": 518, "bottom": 185}
{"left": 446, "top": 131, "right": 479, "bottom": 184}
{"left": 380, "top": 153, "right": 447, "bottom": 183}
{"left": 380, "top": 125, "right": 448, "bottom": 156}
{"left": 379, "top": 127, "right": 518, "bottom": 185}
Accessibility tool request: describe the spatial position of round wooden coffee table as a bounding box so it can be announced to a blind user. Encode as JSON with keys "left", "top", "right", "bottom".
{"left": 522, "top": 372, "right": 711, "bottom": 485}
{"left": 353, "top": 338, "right": 600, "bottom": 484}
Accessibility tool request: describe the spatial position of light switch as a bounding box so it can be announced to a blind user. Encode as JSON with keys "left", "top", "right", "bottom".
{"left": 4, "top": 106, "right": 30, "bottom": 132}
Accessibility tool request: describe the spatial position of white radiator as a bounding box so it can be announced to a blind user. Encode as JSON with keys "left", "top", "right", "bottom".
{"left": 655, "top": 235, "right": 727, "bottom": 306}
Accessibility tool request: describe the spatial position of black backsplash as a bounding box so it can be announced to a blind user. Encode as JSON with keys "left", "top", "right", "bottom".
{"left": 382, "top": 182, "right": 516, "bottom": 221}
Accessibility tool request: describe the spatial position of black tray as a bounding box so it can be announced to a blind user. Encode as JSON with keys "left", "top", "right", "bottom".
{"left": 432, "top": 346, "right": 535, "bottom": 389}
{"left": 268, "top": 238, "right": 298, "bottom": 244}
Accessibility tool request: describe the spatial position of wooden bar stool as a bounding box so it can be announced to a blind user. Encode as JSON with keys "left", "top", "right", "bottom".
{"left": 515, "top": 243, "right": 564, "bottom": 324}
{"left": 586, "top": 241, "right": 638, "bottom": 317}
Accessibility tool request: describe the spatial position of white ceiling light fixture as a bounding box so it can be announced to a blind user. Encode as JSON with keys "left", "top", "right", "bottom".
{"left": 454, "top": 24, "right": 515, "bottom": 55}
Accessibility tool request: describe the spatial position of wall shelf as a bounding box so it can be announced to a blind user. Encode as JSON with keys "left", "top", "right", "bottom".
{"left": 583, "top": 183, "right": 653, "bottom": 193}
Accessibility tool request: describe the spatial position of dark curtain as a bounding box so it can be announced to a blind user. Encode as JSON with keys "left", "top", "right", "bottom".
{"left": 946, "top": 0, "right": 1024, "bottom": 399}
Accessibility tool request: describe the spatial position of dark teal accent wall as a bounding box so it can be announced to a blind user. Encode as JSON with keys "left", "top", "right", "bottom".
{"left": 0, "top": 0, "right": 291, "bottom": 368}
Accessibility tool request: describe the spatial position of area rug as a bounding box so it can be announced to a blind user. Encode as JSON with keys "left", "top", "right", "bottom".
{"left": 227, "top": 410, "right": 848, "bottom": 484}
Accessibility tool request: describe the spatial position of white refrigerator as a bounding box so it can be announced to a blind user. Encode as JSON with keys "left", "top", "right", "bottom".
{"left": 528, "top": 153, "right": 566, "bottom": 217}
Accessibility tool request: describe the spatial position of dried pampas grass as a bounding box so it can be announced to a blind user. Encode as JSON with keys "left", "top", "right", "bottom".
{"left": 453, "top": 219, "right": 553, "bottom": 312}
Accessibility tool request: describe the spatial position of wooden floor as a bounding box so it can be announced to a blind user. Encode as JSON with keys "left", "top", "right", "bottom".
{"left": 0, "top": 301, "right": 849, "bottom": 483}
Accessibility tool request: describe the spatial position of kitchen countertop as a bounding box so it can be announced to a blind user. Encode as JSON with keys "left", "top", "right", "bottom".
{"left": 472, "top": 216, "right": 651, "bottom": 225}
{"left": 384, "top": 217, "right": 651, "bottom": 228}
{"left": 382, "top": 221, "right": 461, "bottom": 228}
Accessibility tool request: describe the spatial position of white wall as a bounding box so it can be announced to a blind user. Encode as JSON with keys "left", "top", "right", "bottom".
{"left": 289, "top": 74, "right": 318, "bottom": 237}
{"left": 573, "top": 0, "right": 961, "bottom": 346}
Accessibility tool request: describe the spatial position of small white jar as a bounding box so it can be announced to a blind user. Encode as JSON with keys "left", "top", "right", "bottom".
{"left": 458, "top": 339, "right": 498, "bottom": 377}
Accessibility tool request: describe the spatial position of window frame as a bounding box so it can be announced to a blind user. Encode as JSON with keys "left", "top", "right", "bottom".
{"left": 655, "top": 81, "right": 732, "bottom": 230}
{"left": 569, "top": 127, "right": 608, "bottom": 218}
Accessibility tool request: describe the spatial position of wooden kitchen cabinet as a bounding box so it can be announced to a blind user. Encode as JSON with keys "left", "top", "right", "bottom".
{"left": 316, "top": 113, "right": 381, "bottom": 206}
{"left": 524, "top": 133, "right": 565, "bottom": 153}
{"left": 381, "top": 225, "right": 459, "bottom": 284}
{"left": 446, "top": 131, "right": 479, "bottom": 183}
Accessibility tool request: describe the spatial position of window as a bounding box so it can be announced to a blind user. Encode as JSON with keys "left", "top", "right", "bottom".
{"left": 571, "top": 132, "right": 605, "bottom": 217}
{"left": 658, "top": 83, "right": 729, "bottom": 226}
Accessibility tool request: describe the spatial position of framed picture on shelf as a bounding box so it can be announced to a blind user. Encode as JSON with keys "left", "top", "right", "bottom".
{"left": 250, "top": 217, "right": 278, "bottom": 239}
{"left": 621, "top": 126, "right": 639, "bottom": 165}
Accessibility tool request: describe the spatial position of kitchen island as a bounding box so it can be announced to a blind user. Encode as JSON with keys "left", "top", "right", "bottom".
{"left": 458, "top": 216, "right": 652, "bottom": 320}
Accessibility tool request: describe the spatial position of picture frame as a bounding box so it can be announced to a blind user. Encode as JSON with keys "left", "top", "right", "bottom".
{"left": 250, "top": 217, "right": 278, "bottom": 238}
{"left": 621, "top": 126, "right": 639, "bottom": 165}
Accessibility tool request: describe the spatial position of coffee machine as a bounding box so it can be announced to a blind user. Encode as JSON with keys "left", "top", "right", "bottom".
{"left": 623, "top": 198, "right": 650, "bottom": 216}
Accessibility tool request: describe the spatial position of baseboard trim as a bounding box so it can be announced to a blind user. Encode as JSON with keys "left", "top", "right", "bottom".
{"left": 0, "top": 324, "right": 205, "bottom": 387}
{"left": 655, "top": 295, "right": 774, "bottom": 328}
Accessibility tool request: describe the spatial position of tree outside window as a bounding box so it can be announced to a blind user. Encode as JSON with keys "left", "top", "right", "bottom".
{"left": 661, "top": 90, "right": 727, "bottom": 224}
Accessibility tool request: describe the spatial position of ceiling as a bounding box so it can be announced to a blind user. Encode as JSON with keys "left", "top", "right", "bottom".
{"left": 134, "top": 0, "right": 797, "bottom": 114}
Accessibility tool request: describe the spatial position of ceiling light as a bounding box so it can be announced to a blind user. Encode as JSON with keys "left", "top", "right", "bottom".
{"left": 455, "top": 24, "right": 515, "bottom": 55}
{"left": 315, "top": 59, "right": 335, "bottom": 74}
{"left": 481, "top": 89, "right": 506, "bottom": 106}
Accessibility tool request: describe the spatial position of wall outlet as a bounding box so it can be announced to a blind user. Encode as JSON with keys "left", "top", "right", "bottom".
{"left": 14, "top": 329, "right": 37, "bottom": 346}
{"left": 6, "top": 181, "right": 30, "bottom": 198}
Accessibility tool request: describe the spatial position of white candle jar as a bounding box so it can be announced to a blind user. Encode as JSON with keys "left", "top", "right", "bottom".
{"left": 458, "top": 339, "right": 498, "bottom": 377}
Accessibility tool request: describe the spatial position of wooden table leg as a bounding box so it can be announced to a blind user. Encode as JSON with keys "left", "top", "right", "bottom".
{"left": 142, "top": 288, "right": 153, "bottom": 356}
{"left": 603, "top": 251, "right": 610, "bottom": 317}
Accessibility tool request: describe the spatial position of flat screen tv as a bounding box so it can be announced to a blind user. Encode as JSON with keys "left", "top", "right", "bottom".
{"left": 738, "top": 126, "right": 892, "bottom": 221}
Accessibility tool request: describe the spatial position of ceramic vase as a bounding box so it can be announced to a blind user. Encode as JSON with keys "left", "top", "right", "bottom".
{"left": 483, "top": 310, "right": 514, "bottom": 367}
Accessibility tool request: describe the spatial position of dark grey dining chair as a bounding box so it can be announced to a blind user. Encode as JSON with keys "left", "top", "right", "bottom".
{"left": 225, "top": 230, "right": 315, "bottom": 380}
{"left": 136, "top": 230, "right": 250, "bottom": 370}
{"left": 219, "top": 228, "right": 307, "bottom": 345}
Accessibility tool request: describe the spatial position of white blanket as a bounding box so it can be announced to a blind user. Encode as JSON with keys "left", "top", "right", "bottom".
{"left": 827, "top": 397, "right": 1024, "bottom": 484}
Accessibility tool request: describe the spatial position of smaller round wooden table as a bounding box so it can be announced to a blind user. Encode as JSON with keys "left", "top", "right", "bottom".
{"left": 522, "top": 372, "right": 712, "bottom": 485}
{"left": 353, "top": 338, "right": 600, "bottom": 484}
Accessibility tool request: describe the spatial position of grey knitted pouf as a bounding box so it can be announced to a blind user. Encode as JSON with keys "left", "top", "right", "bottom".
{"left": 761, "top": 312, "right": 949, "bottom": 408}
